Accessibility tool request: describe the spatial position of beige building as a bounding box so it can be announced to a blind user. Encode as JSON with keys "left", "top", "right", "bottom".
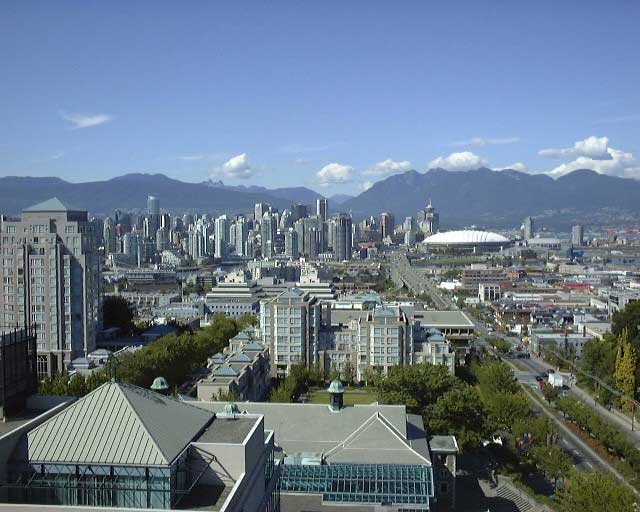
{"left": 0, "top": 198, "right": 100, "bottom": 377}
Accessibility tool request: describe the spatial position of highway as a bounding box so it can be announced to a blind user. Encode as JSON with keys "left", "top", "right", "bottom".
{"left": 389, "top": 251, "right": 452, "bottom": 310}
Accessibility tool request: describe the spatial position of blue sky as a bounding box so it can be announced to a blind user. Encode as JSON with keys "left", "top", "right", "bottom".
{"left": 1, "top": 1, "right": 639, "bottom": 194}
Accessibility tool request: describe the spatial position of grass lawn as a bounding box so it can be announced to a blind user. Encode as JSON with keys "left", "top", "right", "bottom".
{"left": 306, "top": 390, "right": 379, "bottom": 405}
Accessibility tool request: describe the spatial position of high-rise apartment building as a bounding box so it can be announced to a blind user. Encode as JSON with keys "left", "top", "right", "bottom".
{"left": 0, "top": 198, "right": 100, "bottom": 378}
{"left": 233, "top": 217, "right": 248, "bottom": 256}
{"left": 316, "top": 198, "right": 328, "bottom": 222}
{"left": 254, "top": 203, "right": 269, "bottom": 223}
{"left": 259, "top": 288, "right": 323, "bottom": 376}
{"left": 215, "top": 214, "right": 229, "bottom": 259}
{"left": 260, "top": 211, "right": 277, "bottom": 259}
{"left": 572, "top": 224, "right": 584, "bottom": 247}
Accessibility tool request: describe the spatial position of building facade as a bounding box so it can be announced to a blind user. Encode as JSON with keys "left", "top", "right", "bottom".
{"left": 0, "top": 198, "right": 100, "bottom": 378}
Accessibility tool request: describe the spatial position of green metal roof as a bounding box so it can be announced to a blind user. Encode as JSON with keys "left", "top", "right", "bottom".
{"left": 327, "top": 380, "right": 344, "bottom": 393}
{"left": 23, "top": 197, "right": 80, "bottom": 213}
{"left": 27, "top": 381, "right": 213, "bottom": 466}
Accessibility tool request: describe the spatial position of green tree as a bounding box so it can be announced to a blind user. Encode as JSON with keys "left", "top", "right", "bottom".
{"left": 426, "top": 385, "right": 488, "bottom": 452}
{"left": 556, "top": 471, "right": 636, "bottom": 512}
{"left": 484, "top": 391, "right": 531, "bottom": 431}
{"left": 102, "top": 296, "right": 133, "bottom": 330}
{"left": 377, "top": 364, "right": 459, "bottom": 413}
{"left": 614, "top": 328, "right": 637, "bottom": 411}
{"left": 542, "top": 384, "right": 560, "bottom": 403}
{"left": 612, "top": 301, "right": 640, "bottom": 342}
{"left": 531, "top": 445, "right": 572, "bottom": 487}
{"left": 342, "top": 361, "right": 355, "bottom": 385}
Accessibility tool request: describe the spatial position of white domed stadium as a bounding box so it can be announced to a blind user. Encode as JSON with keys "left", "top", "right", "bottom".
{"left": 423, "top": 230, "right": 511, "bottom": 251}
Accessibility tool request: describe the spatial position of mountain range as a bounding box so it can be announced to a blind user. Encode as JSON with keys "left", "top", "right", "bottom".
{"left": 0, "top": 168, "right": 638, "bottom": 229}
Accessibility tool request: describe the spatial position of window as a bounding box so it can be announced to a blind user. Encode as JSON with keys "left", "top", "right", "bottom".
{"left": 65, "top": 225, "right": 75, "bottom": 233}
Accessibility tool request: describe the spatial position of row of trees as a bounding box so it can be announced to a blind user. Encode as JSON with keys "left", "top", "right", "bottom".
{"left": 40, "top": 314, "right": 256, "bottom": 396}
{"left": 556, "top": 396, "right": 640, "bottom": 472}
{"left": 579, "top": 302, "right": 640, "bottom": 408}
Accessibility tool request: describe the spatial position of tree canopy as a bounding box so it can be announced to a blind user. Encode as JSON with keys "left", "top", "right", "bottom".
{"left": 556, "top": 471, "right": 636, "bottom": 512}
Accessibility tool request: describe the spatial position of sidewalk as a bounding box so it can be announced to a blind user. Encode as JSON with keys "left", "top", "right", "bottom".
{"left": 529, "top": 353, "right": 640, "bottom": 446}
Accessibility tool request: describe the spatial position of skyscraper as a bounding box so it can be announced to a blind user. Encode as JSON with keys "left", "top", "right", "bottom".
{"left": 261, "top": 211, "right": 277, "bottom": 258}
{"left": 291, "top": 204, "right": 309, "bottom": 222}
{"left": 523, "top": 216, "right": 535, "bottom": 240}
{"left": 331, "top": 213, "right": 353, "bottom": 261}
{"left": 0, "top": 198, "right": 100, "bottom": 378}
{"left": 215, "top": 215, "right": 229, "bottom": 259}
{"left": 254, "top": 203, "right": 269, "bottom": 223}
{"left": 572, "top": 224, "right": 584, "bottom": 247}
{"left": 316, "top": 198, "right": 328, "bottom": 222}
{"left": 285, "top": 228, "right": 299, "bottom": 259}
{"left": 103, "top": 217, "right": 117, "bottom": 254}
{"left": 380, "top": 213, "right": 395, "bottom": 239}
{"left": 233, "top": 217, "right": 249, "bottom": 257}
{"left": 147, "top": 195, "right": 160, "bottom": 216}
{"left": 421, "top": 201, "right": 439, "bottom": 234}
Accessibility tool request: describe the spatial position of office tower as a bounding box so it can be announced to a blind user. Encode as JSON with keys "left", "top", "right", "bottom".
{"left": 215, "top": 215, "right": 229, "bottom": 258}
{"left": 305, "top": 228, "right": 319, "bottom": 259}
{"left": 147, "top": 195, "right": 160, "bottom": 216}
{"left": 291, "top": 204, "right": 309, "bottom": 222}
{"left": 260, "top": 211, "right": 277, "bottom": 258}
{"left": 523, "top": 216, "right": 535, "bottom": 240}
{"left": 316, "top": 198, "right": 328, "bottom": 222}
{"left": 0, "top": 198, "right": 100, "bottom": 377}
{"left": 572, "top": 224, "right": 584, "bottom": 247}
{"left": 285, "top": 228, "right": 299, "bottom": 259}
{"left": 280, "top": 210, "right": 293, "bottom": 230}
{"left": 421, "top": 201, "right": 439, "bottom": 234}
{"left": 331, "top": 213, "right": 352, "bottom": 261}
{"left": 103, "top": 218, "right": 117, "bottom": 254}
{"left": 254, "top": 203, "right": 269, "bottom": 223}
{"left": 380, "top": 212, "right": 395, "bottom": 239}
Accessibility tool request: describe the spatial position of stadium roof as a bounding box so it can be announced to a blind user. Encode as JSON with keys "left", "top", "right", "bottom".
{"left": 423, "top": 229, "right": 510, "bottom": 245}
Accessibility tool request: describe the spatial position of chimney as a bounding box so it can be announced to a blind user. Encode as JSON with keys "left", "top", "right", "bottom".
{"left": 327, "top": 379, "right": 345, "bottom": 411}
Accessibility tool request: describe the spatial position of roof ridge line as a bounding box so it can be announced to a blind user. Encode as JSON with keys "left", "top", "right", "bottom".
{"left": 324, "top": 412, "right": 379, "bottom": 458}
{"left": 115, "top": 382, "right": 171, "bottom": 465}
{"left": 377, "top": 412, "right": 432, "bottom": 465}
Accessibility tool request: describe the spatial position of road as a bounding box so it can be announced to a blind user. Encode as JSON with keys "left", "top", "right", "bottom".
{"left": 389, "top": 251, "right": 453, "bottom": 309}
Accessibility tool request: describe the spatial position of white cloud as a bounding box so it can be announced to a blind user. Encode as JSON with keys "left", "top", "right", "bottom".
{"left": 363, "top": 158, "right": 412, "bottom": 176}
{"left": 539, "top": 136, "right": 612, "bottom": 160}
{"left": 316, "top": 163, "right": 354, "bottom": 185}
{"left": 210, "top": 153, "right": 253, "bottom": 179}
{"left": 449, "top": 136, "right": 519, "bottom": 147}
{"left": 547, "top": 147, "right": 640, "bottom": 178}
{"left": 428, "top": 151, "right": 488, "bottom": 172}
{"left": 61, "top": 112, "right": 113, "bottom": 129}
{"left": 360, "top": 181, "right": 374, "bottom": 191}
{"left": 494, "top": 162, "right": 527, "bottom": 172}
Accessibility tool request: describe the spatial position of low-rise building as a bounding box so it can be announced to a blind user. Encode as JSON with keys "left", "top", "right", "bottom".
{"left": 0, "top": 381, "right": 280, "bottom": 511}
{"left": 197, "top": 331, "right": 271, "bottom": 402}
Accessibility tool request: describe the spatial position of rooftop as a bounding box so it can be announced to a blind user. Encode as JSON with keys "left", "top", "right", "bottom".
{"left": 23, "top": 197, "right": 81, "bottom": 213}
{"left": 418, "top": 310, "right": 475, "bottom": 328}
{"left": 27, "top": 381, "right": 214, "bottom": 466}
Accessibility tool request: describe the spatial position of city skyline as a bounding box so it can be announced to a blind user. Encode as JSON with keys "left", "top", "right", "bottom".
{"left": 1, "top": 1, "right": 639, "bottom": 194}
